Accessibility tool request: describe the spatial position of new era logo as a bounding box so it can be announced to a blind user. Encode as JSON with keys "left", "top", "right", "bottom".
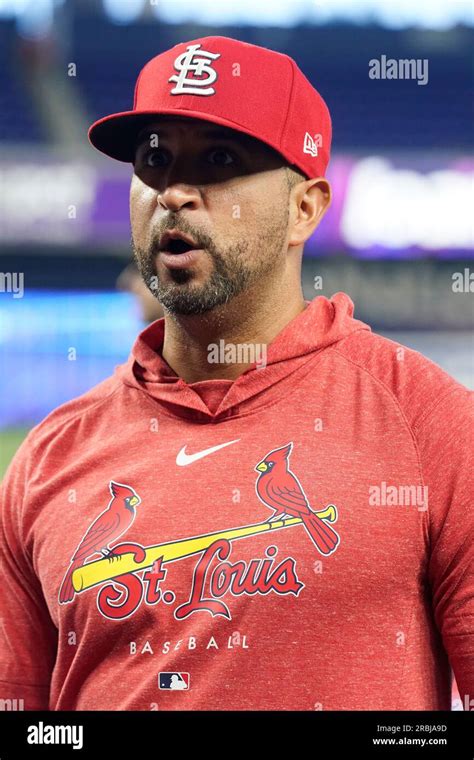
{"left": 159, "top": 672, "right": 190, "bottom": 690}
{"left": 303, "top": 132, "right": 322, "bottom": 157}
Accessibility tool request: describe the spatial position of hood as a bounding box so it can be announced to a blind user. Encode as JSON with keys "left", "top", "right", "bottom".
{"left": 115, "top": 292, "right": 370, "bottom": 421}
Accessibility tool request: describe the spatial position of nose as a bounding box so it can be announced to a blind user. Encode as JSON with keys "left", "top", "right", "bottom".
{"left": 157, "top": 184, "right": 201, "bottom": 213}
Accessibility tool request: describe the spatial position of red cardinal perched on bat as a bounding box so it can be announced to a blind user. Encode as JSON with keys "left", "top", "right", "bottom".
{"left": 255, "top": 443, "right": 340, "bottom": 556}
{"left": 58, "top": 481, "right": 141, "bottom": 604}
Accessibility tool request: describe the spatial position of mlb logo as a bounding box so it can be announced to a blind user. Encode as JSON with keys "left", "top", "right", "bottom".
{"left": 159, "top": 672, "right": 190, "bottom": 690}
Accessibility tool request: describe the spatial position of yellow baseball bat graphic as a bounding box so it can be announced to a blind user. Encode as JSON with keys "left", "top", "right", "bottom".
{"left": 72, "top": 504, "right": 337, "bottom": 593}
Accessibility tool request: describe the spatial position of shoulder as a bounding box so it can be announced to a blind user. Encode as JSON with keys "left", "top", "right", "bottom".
{"left": 331, "top": 328, "right": 472, "bottom": 431}
{"left": 2, "top": 373, "right": 121, "bottom": 486}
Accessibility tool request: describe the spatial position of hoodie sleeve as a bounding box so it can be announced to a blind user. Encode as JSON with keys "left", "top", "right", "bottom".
{"left": 415, "top": 384, "right": 474, "bottom": 705}
{"left": 0, "top": 435, "right": 57, "bottom": 710}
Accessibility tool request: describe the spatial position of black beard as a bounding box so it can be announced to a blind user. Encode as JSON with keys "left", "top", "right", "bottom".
{"left": 132, "top": 239, "right": 282, "bottom": 316}
{"left": 131, "top": 199, "right": 289, "bottom": 316}
{"left": 133, "top": 247, "right": 251, "bottom": 315}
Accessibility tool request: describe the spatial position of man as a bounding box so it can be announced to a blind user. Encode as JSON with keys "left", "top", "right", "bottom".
{"left": 0, "top": 36, "right": 472, "bottom": 711}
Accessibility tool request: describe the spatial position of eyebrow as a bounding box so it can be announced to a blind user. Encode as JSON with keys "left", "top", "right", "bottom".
{"left": 135, "top": 126, "right": 253, "bottom": 151}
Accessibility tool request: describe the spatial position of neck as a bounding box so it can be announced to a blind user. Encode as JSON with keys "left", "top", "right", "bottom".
{"left": 161, "top": 278, "right": 306, "bottom": 384}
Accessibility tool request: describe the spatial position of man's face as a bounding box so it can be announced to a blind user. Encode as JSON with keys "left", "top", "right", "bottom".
{"left": 130, "top": 116, "right": 292, "bottom": 316}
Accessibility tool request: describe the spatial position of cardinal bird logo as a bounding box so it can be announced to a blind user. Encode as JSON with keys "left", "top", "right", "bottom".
{"left": 255, "top": 442, "right": 340, "bottom": 556}
{"left": 58, "top": 481, "right": 141, "bottom": 604}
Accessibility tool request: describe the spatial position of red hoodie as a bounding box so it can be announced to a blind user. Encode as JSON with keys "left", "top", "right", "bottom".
{"left": 0, "top": 292, "right": 472, "bottom": 711}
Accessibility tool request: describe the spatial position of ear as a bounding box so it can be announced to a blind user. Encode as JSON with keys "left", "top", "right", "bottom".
{"left": 288, "top": 178, "right": 331, "bottom": 248}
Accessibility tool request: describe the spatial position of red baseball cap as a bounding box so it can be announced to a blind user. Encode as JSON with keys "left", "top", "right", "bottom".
{"left": 88, "top": 35, "right": 332, "bottom": 179}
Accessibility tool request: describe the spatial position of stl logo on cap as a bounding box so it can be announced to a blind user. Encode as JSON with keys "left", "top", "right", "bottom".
{"left": 168, "top": 43, "right": 221, "bottom": 96}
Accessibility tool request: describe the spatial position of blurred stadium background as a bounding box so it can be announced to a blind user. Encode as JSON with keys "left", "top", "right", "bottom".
{"left": 0, "top": 0, "right": 472, "bottom": 708}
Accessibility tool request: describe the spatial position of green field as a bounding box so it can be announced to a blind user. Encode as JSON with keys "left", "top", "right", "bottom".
{"left": 0, "top": 428, "right": 30, "bottom": 479}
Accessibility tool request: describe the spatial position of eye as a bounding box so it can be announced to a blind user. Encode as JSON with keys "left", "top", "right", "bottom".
{"left": 207, "top": 147, "right": 238, "bottom": 166}
{"left": 137, "top": 146, "right": 239, "bottom": 170}
{"left": 141, "top": 149, "right": 169, "bottom": 168}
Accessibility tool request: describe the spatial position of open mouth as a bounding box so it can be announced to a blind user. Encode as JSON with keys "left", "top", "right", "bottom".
{"left": 164, "top": 238, "right": 197, "bottom": 255}
{"left": 158, "top": 230, "right": 202, "bottom": 255}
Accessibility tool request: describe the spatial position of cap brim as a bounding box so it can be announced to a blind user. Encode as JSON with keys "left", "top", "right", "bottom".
{"left": 88, "top": 108, "right": 300, "bottom": 169}
{"left": 88, "top": 109, "right": 275, "bottom": 163}
{"left": 88, "top": 110, "right": 169, "bottom": 162}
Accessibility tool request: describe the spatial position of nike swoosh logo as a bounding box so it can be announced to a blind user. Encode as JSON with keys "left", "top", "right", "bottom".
{"left": 176, "top": 439, "right": 240, "bottom": 466}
